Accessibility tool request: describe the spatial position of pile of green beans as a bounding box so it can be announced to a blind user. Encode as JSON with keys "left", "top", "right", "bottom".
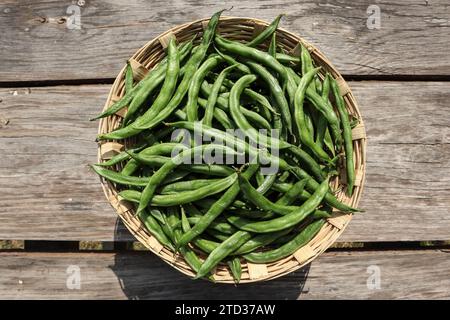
{"left": 91, "top": 11, "right": 359, "bottom": 283}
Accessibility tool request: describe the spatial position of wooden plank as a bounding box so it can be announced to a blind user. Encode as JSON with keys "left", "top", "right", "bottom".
{"left": 0, "top": 0, "right": 450, "bottom": 82}
{"left": 347, "top": 81, "right": 450, "bottom": 241}
{"left": 0, "top": 85, "right": 132, "bottom": 241}
{"left": 0, "top": 249, "right": 448, "bottom": 299}
{"left": 0, "top": 81, "right": 449, "bottom": 242}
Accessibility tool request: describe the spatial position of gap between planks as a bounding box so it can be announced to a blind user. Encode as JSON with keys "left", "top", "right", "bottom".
{"left": 2, "top": 74, "right": 450, "bottom": 89}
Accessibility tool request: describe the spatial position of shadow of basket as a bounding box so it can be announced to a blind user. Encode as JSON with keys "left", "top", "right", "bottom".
{"left": 110, "top": 217, "right": 311, "bottom": 299}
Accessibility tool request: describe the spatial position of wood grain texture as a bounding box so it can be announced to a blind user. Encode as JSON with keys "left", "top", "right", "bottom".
{"left": 0, "top": 249, "right": 449, "bottom": 299}
{"left": 0, "top": 81, "right": 449, "bottom": 241}
{"left": 0, "top": 0, "right": 449, "bottom": 82}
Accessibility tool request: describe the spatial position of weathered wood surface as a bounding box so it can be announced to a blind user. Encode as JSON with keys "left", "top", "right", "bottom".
{"left": 0, "top": 249, "right": 448, "bottom": 299}
{"left": 1, "top": 0, "right": 450, "bottom": 82}
{"left": 0, "top": 81, "right": 449, "bottom": 242}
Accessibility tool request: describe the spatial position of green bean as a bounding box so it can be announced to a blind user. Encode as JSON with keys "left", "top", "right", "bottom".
{"left": 256, "top": 173, "right": 277, "bottom": 195}
{"left": 148, "top": 208, "right": 166, "bottom": 225}
{"left": 193, "top": 237, "right": 220, "bottom": 253}
{"left": 186, "top": 55, "right": 223, "bottom": 122}
{"left": 159, "top": 179, "right": 221, "bottom": 194}
{"left": 287, "top": 68, "right": 343, "bottom": 149}
{"left": 294, "top": 67, "right": 331, "bottom": 162}
{"left": 232, "top": 208, "right": 275, "bottom": 220}
{"left": 213, "top": 47, "right": 252, "bottom": 75}
{"left": 139, "top": 142, "right": 179, "bottom": 156}
{"left": 229, "top": 74, "right": 290, "bottom": 149}
{"left": 304, "top": 106, "right": 316, "bottom": 139}
{"left": 227, "top": 178, "right": 328, "bottom": 233}
{"left": 247, "top": 14, "right": 283, "bottom": 47}
{"left": 181, "top": 208, "right": 221, "bottom": 254}
{"left": 95, "top": 145, "right": 143, "bottom": 167}
{"left": 272, "top": 182, "right": 293, "bottom": 193}
{"left": 195, "top": 231, "right": 252, "bottom": 279}
{"left": 121, "top": 158, "right": 140, "bottom": 176}
{"left": 255, "top": 170, "right": 265, "bottom": 186}
{"left": 301, "top": 45, "right": 316, "bottom": 92}
{"left": 286, "top": 145, "right": 326, "bottom": 182}
{"left": 219, "top": 77, "right": 278, "bottom": 119}
{"left": 137, "top": 209, "right": 174, "bottom": 250}
{"left": 190, "top": 235, "right": 217, "bottom": 252}
{"left": 238, "top": 106, "right": 273, "bottom": 131}
{"left": 244, "top": 60, "right": 292, "bottom": 134}
{"left": 206, "top": 229, "right": 231, "bottom": 241}
{"left": 194, "top": 198, "right": 251, "bottom": 212}
{"left": 319, "top": 74, "right": 336, "bottom": 157}
{"left": 316, "top": 73, "right": 331, "bottom": 149}
{"left": 330, "top": 77, "right": 355, "bottom": 196}
{"left": 98, "top": 11, "right": 223, "bottom": 140}
{"left": 160, "top": 174, "right": 237, "bottom": 206}
{"left": 160, "top": 210, "right": 178, "bottom": 244}
{"left": 125, "top": 61, "right": 134, "bottom": 93}
{"left": 200, "top": 82, "right": 273, "bottom": 129}
{"left": 176, "top": 165, "right": 258, "bottom": 250}
{"left": 90, "top": 40, "right": 192, "bottom": 121}
{"left": 239, "top": 173, "right": 298, "bottom": 215}
{"left": 91, "top": 165, "right": 150, "bottom": 187}
{"left": 268, "top": 32, "right": 277, "bottom": 57}
{"left": 278, "top": 170, "right": 290, "bottom": 182}
{"left": 215, "top": 35, "right": 291, "bottom": 99}
{"left": 268, "top": 94, "right": 284, "bottom": 139}
{"left": 275, "top": 52, "right": 300, "bottom": 64}
{"left": 197, "top": 97, "right": 233, "bottom": 129}
{"left": 275, "top": 178, "right": 308, "bottom": 206}
{"left": 184, "top": 217, "right": 238, "bottom": 235}
{"left": 203, "top": 64, "right": 238, "bottom": 126}
{"left": 232, "top": 227, "right": 293, "bottom": 255}
{"left": 227, "top": 257, "right": 242, "bottom": 284}
{"left": 303, "top": 45, "right": 322, "bottom": 92}
{"left": 181, "top": 203, "right": 203, "bottom": 217}
{"left": 119, "top": 175, "right": 236, "bottom": 207}
{"left": 131, "top": 38, "right": 180, "bottom": 129}
{"left": 126, "top": 42, "right": 191, "bottom": 125}
{"left": 159, "top": 170, "right": 191, "bottom": 185}
{"left": 244, "top": 219, "right": 325, "bottom": 263}
{"left": 316, "top": 73, "right": 335, "bottom": 156}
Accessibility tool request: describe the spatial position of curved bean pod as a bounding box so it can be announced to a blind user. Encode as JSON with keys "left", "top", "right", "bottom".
{"left": 227, "top": 178, "right": 329, "bottom": 233}
{"left": 330, "top": 77, "right": 355, "bottom": 196}
{"left": 244, "top": 219, "right": 325, "bottom": 263}
{"left": 293, "top": 67, "right": 331, "bottom": 162}
{"left": 194, "top": 230, "right": 252, "bottom": 279}
{"left": 246, "top": 14, "right": 283, "bottom": 47}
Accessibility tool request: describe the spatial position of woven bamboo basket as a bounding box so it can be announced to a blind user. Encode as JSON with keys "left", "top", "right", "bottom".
{"left": 97, "top": 16, "right": 366, "bottom": 283}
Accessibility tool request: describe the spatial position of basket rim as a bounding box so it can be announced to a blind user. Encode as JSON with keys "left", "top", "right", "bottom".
{"left": 96, "top": 15, "right": 367, "bottom": 284}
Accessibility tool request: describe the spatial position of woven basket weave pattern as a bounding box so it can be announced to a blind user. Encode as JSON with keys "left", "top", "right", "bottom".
{"left": 97, "top": 16, "right": 366, "bottom": 283}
